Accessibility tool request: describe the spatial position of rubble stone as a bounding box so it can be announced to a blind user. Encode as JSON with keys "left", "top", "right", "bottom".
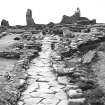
{"left": 82, "top": 50, "right": 96, "bottom": 64}
{"left": 57, "top": 76, "right": 68, "bottom": 85}
{"left": 68, "top": 98, "right": 85, "bottom": 105}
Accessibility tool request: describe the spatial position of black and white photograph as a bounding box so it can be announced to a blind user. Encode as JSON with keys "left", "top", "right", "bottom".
{"left": 0, "top": 0, "right": 105, "bottom": 105}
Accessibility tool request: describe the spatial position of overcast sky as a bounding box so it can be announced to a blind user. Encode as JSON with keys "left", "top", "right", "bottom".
{"left": 0, "top": 0, "right": 105, "bottom": 25}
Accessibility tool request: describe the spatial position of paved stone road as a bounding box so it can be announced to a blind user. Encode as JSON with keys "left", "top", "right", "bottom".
{"left": 18, "top": 35, "right": 68, "bottom": 105}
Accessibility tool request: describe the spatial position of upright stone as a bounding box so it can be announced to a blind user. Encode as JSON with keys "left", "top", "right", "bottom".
{"left": 26, "top": 9, "right": 35, "bottom": 26}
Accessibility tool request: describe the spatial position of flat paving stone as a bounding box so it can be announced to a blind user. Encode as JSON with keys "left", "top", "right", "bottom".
{"left": 68, "top": 98, "right": 85, "bottom": 103}
{"left": 36, "top": 76, "right": 56, "bottom": 82}
{"left": 18, "top": 101, "right": 24, "bottom": 105}
{"left": 40, "top": 94, "right": 55, "bottom": 99}
{"left": 50, "top": 86, "right": 64, "bottom": 92}
{"left": 55, "top": 92, "right": 67, "bottom": 100}
{"left": 24, "top": 97, "right": 43, "bottom": 105}
{"left": 48, "top": 80, "right": 63, "bottom": 87}
{"left": 42, "top": 98, "right": 59, "bottom": 105}
{"left": 30, "top": 92, "right": 55, "bottom": 98}
{"left": 66, "top": 84, "right": 79, "bottom": 89}
{"left": 33, "top": 63, "right": 50, "bottom": 67}
{"left": 30, "top": 92, "right": 42, "bottom": 97}
{"left": 21, "top": 94, "right": 31, "bottom": 100}
{"left": 38, "top": 82, "right": 50, "bottom": 89}
{"left": 58, "top": 100, "right": 68, "bottom": 105}
{"left": 57, "top": 76, "right": 69, "bottom": 85}
{"left": 37, "top": 103, "right": 45, "bottom": 105}
{"left": 68, "top": 89, "right": 82, "bottom": 97}
{"left": 27, "top": 78, "right": 37, "bottom": 85}
{"left": 36, "top": 88, "right": 54, "bottom": 93}
{"left": 23, "top": 82, "right": 39, "bottom": 94}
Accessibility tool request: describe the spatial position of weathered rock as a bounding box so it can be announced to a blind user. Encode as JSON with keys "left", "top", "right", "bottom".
{"left": 60, "top": 8, "right": 96, "bottom": 25}
{"left": 0, "top": 50, "right": 20, "bottom": 59}
{"left": 77, "top": 80, "right": 96, "bottom": 91}
{"left": 26, "top": 9, "right": 35, "bottom": 26}
{"left": 60, "top": 8, "right": 80, "bottom": 24}
{"left": 55, "top": 92, "right": 67, "bottom": 100}
{"left": 57, "top": 100, "right": 68, "bottom": 105}
{"left": 19, "top": 79, "right": 26, "bottom": 86}
{"left": 66, "top": 84, "right": 79, "bottom": 89}
{"left": 68, "top": 98, "right": 85, "bottom": 105}
{"left": 72, "top": 72, "right": 85, "bottom": 79}
{"left": 54, "top": 66, "right": 75, "bottom": 75}
{"left": 62, "top": 27, "right": 74, "bottom": 38}
{"left": 60, "top": 15, "right": 78, "bottom": 24}
{"left": 42, "top": 98, "right": 59, "bottom": 105}
{"left": 85, "top": 88, "right": 105, "bottom": 105}
{"left": 68, "top": 89, "right": 82, "bottom": 97}
{"left": 47, "top": 22, "right": 55, "bottom": 28}
{"left": 24, "top": 97, "right": 43, "bottom": 105}
{"left": 82, "top": 50, "right": 96, "bottom": 64}
{"left": 1, "top": 19, "right": 9, "bottom": 27}
{"left": 68, "top": 90, "right": 83, "bottom": 98}
{"left": 57, "top": 76, "right": 68, "bottom": 85}
{"left": 18, "top": 101, "right": 24, "bottom": 105}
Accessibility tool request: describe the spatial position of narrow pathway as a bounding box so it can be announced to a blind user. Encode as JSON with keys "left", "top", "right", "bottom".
{"left": 18, "top": 35, "right": 68, "bottom": 105}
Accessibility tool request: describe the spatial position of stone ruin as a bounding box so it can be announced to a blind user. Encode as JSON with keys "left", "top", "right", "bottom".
{"left": 0, "top": 8, "right": 96, "bottom": 28}
{"left": 1, "top": 19, "right": 9, "bottom": 27}
{"left": 1, "top": 8, "right": 105, "bottom": 105}
{"left": 26, "top": 9, "right": 35, "bottom": 26}
{"left": 60, "top": 8, "right": 96, "bottom": 25}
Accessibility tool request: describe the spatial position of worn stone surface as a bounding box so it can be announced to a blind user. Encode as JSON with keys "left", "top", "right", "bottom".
{"left": 26, "top": 9, "right": 35, "bottom": 26}
{"left": 18, "top": 35, "right": 68, "bottom": 105}
{"left": 1, "top": 19, "right": 9, "bottom": 27}
{"left": 82, "top": 50, "right": 96, "bottom": 64}
{"left": 57, "top": 76, "right": 68, "bottom": 85}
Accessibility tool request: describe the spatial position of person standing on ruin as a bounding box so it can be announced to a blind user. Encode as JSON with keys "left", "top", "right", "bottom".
{"left": 74, "top": 8, "right": 81, "bottom": 18}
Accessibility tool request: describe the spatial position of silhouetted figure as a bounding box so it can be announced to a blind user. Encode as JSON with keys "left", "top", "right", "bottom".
{"left": 75, "top": 8, "right": 81, "bottom": 17}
